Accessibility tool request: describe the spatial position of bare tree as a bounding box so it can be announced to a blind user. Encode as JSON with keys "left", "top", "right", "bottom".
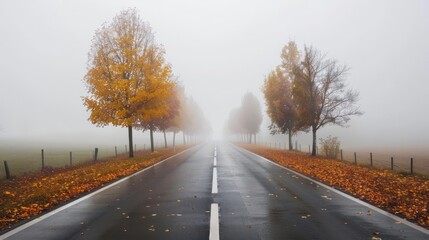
{"left": 293, "top": 46, "right": 362, "bottom": 156}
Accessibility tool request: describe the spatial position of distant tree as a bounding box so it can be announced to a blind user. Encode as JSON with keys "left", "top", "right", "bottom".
{"left": 263, "top": 41, "right": 301, "bottom": 150}
{"left": 263, "top": 66, "right": 297, "bottom": 150}
{"left": 293, "top": 46, "right": 362, "bottom": 156}
{"left": 168, "top": 85, "right": 186, "bottom": 150}
{"left": 83, "top": 9, "right": 174, "bottom": 157}
{"left": 240, "top": 92, "right": 262, "bottom": 144}
{"left": 157, "top": 85, "right": 180, "bottom": 149}
{"left": 227, "top": 107, "right": 245, "bottom": 139}
{"left": 183, "top": 98, "right": 211, "bottom": 143}
{"left": 135, "top": 78, "right": 178, "bottom": 152}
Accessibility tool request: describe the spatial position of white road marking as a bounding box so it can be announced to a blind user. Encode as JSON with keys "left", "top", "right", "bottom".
{"left": 214, "top": 156, "right": 217, "bottom": 166}
{"left": 212, "top": 167, "right": 218, "bottom": 194}
{"left": 239, "top": 146, "right": 429, "bottom": 235}
{"left": 0, "top": 145, "right": 202, "bottom": 240}
{"left": 209, "top": 203, "right": 220, "bottom": 240}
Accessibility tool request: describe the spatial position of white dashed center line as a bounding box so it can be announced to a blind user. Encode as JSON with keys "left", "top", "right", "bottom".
{"left": 209, "top": 145, "right": 220, "bottom": 240}
{"left": 211, "top": 167, "right": 218, "bottom": 194}
{"left": 209, "top": 203, "right": 220, "bottom": 240}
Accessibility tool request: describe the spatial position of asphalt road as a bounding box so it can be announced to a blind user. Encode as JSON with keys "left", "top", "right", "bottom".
{"left": 1, "top": 142, "right": 428, "bottom": 240}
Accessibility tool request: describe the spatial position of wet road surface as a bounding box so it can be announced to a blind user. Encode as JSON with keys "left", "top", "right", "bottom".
{"left": 1, "top": 142, "right": 428, "bottom": 240}
{"left": 216, "top": 143, "right": 428, "bottom": 240}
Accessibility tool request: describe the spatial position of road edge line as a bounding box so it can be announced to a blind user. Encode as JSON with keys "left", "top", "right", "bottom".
{"left": 236, "top": 145, "right": 429, "bottom": 235}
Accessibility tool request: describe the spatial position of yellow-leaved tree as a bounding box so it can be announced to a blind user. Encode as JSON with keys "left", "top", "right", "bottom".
{"left": 83, "top": 9, "right": 175, "bottom": 157}
{"left": 262, "top": 41, "right": 301, "bottom": 150}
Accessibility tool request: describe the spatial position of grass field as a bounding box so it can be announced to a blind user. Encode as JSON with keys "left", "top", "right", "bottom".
{"left": 339, "top": 150, "right": 429, "bottom": 176}
{"left": 0, "top": 145, "right": 139, "bottom": 179}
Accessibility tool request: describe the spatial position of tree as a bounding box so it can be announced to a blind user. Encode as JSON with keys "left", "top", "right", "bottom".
{"left": 159, "top": 85, "right": 182, "bottom": 149}
{"left": 293, "top": 46, "right": 362, "bottom": 156}
{"left": 133, "top": 45, "right": 176, "bottom": 152}
{"left": 137, "top": 81, "right": 179, "bottom": 152}
{"left": 263, "top": 66, "right": 296, "bottom": 150}
{"left": 240, "top": 92, "right": 262, "bottom": 143}
{"left": 169, "top": 85, "right": 187, "bottom": 149}
{"left": 226, "top": 107, "right": 245, "bottom": 141}
{"left": 262, "top": 41, "right": 301, "bottom": 150}
{"left": 182, "top": 98, "right": 211, "bottom": 143}
{"left": 83, "top": 9, "right": 173, "bottom": 157}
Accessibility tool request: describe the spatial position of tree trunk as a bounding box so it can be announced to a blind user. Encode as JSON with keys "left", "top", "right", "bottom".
{"left": 288, "top": 129, "right": 293, "bottom": 150}
{"left": 150, "top": 128, "right": 155, "bottom": 152}
{"left": 128, "top": 126, "right": 134, "bottom": 158}
{"left": 254, "top": 134, "right": 256, "bottom": 144}
{"left": 311, "top": 126, "right": 317, "bottom": 156}
{"left": 173, "top": 131, "right": 176, "bottom": 152}
{"left": 183, "top": 132, "right": 186, "bottom": 145}
{"left": 163, "top": 131, "right": 167, "bottom": 148}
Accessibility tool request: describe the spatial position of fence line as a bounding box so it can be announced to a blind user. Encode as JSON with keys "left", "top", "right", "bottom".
{"left": 256, "top": 141, "right": 429, "bottom": 176}
{"left": 0, "top": 143, "right": 182, "bottom": 180}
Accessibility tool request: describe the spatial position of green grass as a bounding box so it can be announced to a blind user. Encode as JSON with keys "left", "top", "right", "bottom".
{"left": 0, "top": 146, "right": 120, "bottom": 178}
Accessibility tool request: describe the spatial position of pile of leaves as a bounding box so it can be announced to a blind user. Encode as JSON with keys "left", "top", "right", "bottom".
{"left": 241, "top": 144, "right": 429, "bottom": 229}
{"left": 0, "top": 147, "right": 187, "bottom": 231}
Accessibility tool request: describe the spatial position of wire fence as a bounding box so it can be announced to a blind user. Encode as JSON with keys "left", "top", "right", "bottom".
{"left": 258, "top": 141, "right": 429, "bottom": 176}
{"left": 0, "top": 142, "right": 170, "bottom": 180}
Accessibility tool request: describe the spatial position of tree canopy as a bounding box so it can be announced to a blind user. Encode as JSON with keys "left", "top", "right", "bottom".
{"left": 263, "top": 42, "right": 362, "bottom": 155}
{"left": 292, "top": 45, "right": 362, "bottom": 155}
{"left": 226, "top": 92, "right": 262, "bottom": 143}
{"left": 83, "top": 9, "right": 176, "bottom": 157}
{"left": 262, "top": 42, "right": 301, "bottom": 150}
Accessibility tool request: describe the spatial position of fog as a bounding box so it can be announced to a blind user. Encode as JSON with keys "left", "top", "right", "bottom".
{"left": 0, "top": 0, "right": 428, "bottom": 155}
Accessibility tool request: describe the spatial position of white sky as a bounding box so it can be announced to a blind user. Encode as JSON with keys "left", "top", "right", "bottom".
{"left": 0, "top": 0, "right": 428, "bottom": 152}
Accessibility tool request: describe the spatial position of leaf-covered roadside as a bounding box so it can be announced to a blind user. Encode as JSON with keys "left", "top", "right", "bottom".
{"left": 241, "top": 144, "right": 429, "bottom": 229}
{"left": 0, "top": 147, "right": 188, "bottom": 231}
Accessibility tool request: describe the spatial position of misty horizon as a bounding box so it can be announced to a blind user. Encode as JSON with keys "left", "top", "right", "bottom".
{"left": 1, "top": 0, "right": 428, "bottom": 159}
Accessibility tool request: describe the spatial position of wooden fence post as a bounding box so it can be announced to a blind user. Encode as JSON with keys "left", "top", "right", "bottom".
{"left": 370, "top": 152, "right": 373, "bottom": 167}
{"left": 4, "top": 161, "right": 10, "bottom": 179}
{"left": 410, "top": 158, "right": 414, "bottom": 175}
{"left": 391, "top": 157, "right": 394, "bottom": 170}
{"left": 354, "top": 152, "right": 357, "bottom": 164}
{"left": 94, "top": 148, "right": 98, "bottom": 161}
{"left": 41, "top": 149, "right": 45, "bottom": 170}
